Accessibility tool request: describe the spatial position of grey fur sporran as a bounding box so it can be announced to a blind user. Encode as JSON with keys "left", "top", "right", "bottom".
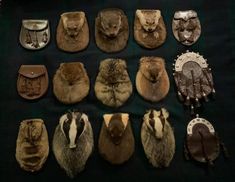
{"left": 52, "top": 111, "right": 94, "bottom": 178}
{"left": 141, "top": 108, "right": 175, "bottom": 168}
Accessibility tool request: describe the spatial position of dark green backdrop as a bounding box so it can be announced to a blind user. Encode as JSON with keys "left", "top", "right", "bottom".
{"left": 0, "top": 0, "right": 234, "bottom": 181}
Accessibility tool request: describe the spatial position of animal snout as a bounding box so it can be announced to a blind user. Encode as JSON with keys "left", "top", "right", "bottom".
{"left": 69, "top": 143, "right": 77, "bottom": 149}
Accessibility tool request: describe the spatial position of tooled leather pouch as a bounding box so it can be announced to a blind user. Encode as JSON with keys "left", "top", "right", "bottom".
{"left": 17, "top": 65, "right": 49, "bottom": 100}
{"left": 184, "top": 116, "right": 229, "bottom": 165}
{"left": 19, "top": 20, "right": 50, "bottom": 50}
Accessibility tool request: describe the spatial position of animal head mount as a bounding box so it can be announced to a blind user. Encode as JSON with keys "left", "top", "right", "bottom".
{"left": 139, "top": 57, "right": 165, "bottom": 83}
{"left": 99, "top": 9, "right": 122, "bottom": 38}
{"left": 59, "top": 62, "right": 85, "bottom": 85}
{"left": 61, "top": 11, "right": 85, "bottom": 38}
{"left": 136, "top": 9, "right": 161, "bottom": 32}
{"left": 144, "top": 108, "right": 169, "bottom": 139}
{"left": 173, "top": 51, "right": 215, "bottom": 114}
{"left": 172, "top": 10, "right": 201, "bottom": 46}
{"left": 59, "top": 111, "right": 88, "bottom": 149}
{"left": 103, "top": 113, "right": 129, "bottom": 145}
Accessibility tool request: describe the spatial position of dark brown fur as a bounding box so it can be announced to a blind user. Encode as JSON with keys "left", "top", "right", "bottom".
{"left": 95, "top": 8, "right": 129, "bottom": 53}
{"left": 98, "top": 113, "right": 135, "bottom": 165}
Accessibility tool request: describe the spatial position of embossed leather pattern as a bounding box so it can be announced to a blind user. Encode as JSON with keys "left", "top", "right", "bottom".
{"left": 17, "top": 65, "right": 49, "bottom": 100}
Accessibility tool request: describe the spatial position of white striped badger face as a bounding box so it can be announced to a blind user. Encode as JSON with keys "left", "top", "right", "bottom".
{"left": 144, "top": 108, "right": 169, "bottom": 139}
{"left": 59, "top": 111, "right": 88, "bottom": 149}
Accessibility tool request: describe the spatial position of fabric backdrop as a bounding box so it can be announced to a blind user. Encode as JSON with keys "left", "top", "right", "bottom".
{"left": 0, "top": 0, "right": 234, "bottom": 181}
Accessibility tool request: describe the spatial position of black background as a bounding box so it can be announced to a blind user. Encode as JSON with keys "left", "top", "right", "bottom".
{"left": 0, "top": 0, "right": 235, "bottom": 181}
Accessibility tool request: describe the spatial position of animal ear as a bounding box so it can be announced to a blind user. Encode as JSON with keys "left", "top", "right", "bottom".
{"left": 121, "top": 113, "right": 129, "bottom": 129}
{"left": 59, "top": 114, "right": 68, "bottom": 135}
{"left": 154, "top": 10, "right": 161, "bottom": 19}
{"left": 61, "top": 13, "right": 68, "bottom": 29}
{"left": 78, "top": 12, "right": 85, "bottom": 26}
{"left": 81, "top": 113, "right": 88, "bottom": 123}
{"left": 161, "top": 108, "right": 169, "bottom": 119}
{"left": 136, "top": 9, "right": 144, "bottom": 20}
{"left": 103, "top": 114, "right": 113, "bottom": 128}
{"left": 119, "top": 59, "right": 127, "bottom": 69}
{"left": 144, "top": 110, "right": 154, "bottom": 130}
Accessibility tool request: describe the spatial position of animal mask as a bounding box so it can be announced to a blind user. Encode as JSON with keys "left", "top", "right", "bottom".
{"left": 95, "top": 8, "right": 129, "bottom": 53}
{"left": 141, "top": 108, "right": 175, "bottom": 168}
{"left": 134, "top": 9, "right": 167, "bottom": 49}
{"left": 56, "top": 11, "right": 89, "bottom": 52}
{"left": 136, "top": 57, "right": 170, "bottom": 102}
{"left": 53, "top": 62, "right": 90, "bottom": 104}
{"left": 98, "top": 113, "right": 135, "bottom": 165}
{"left": 95, "top": 58, "right": 133, "bottom": 107}
{"left": 103, "top": 113, "right": 129, "bottom": 145}
{"left": 15, "top": 119, "right": 49, "bottom": 172}
{"left": 53, "top": 111, "right": 94, "bottom": 178}
{"left": 172, "top": 10, "right": 201, "bottom": 46}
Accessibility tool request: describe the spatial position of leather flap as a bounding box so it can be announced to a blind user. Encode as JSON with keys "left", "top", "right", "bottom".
{"left": 18, "top": 65, "right": 47, "bottom": 79}
{"left": 22, "top": 20, "right": 48, "bottom": 31}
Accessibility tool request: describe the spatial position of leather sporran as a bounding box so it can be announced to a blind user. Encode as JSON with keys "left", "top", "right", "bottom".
{"left": 17, "top": 65, "right": 49, "bottom": 100}
{"left": 15, "top": 119, "right": 49, "bottom": 172}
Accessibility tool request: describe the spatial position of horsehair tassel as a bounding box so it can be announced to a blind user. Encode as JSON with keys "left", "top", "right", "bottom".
{"left": 195, "top": 98, "right": 201, "bottom": 108}
{"left": 220, "top": 141, "right": 230, "bottom": 158}
{"left": 185, "top": 96, "right": 190, "bottom": 106}
{"left": 26, "top": 30, "right": 32, "bottom": 44}
{"left": 200, "top": 78, "right": 209, "bottom": 102}
{"left": 178, "top": 91, "right": 184, "bottom": 102}
{"left": 190, "top": 105, "right": 195, "bottom": 115}
{"left": 184, "top": 144, "right": 190, "bottom": 160}
{"left": 42, "top": 32, "right": 48, "bottom": 43}
{"left": 212, "top": 88, "right": 216, "bottom": 99}
{"left": 202, "top": 92, "right": 209, "bottom": 102}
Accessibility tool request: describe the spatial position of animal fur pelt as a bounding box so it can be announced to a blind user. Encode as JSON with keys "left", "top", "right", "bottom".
{"left": 134, "top": 9, "right": 167, "bottom": 49}
{"left": 53, "top": 62, "right": 90, "bottom": 104}
{"left": 56, "top": 11, "right": 89, "bottom": 52}
{"left": 141, "top": 108, "right": 175, "bottom": 168}
{"left": 136, "top": 57, "right": 169, "bottom": 102}
{"left": 98, "top": 113, "right": 135, "bottom": 165}
{"left": 15, "top": 119, "right": 49, "bottom": 172}
{"left": 52, "top": 111, "right": 94, "bottom": 178}
{"left": 95, "top": 58, "right": 133, "bottom": 107}
{"left": 95, "top": 8, "right": 129, "bottom": 53}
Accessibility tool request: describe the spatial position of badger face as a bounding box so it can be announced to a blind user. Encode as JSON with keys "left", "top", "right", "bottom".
{"left": 59, "top": 111, "right": 87, "bottom": 149}
{"left": 145, "top": 109, "right": 169, "bottom": 139}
